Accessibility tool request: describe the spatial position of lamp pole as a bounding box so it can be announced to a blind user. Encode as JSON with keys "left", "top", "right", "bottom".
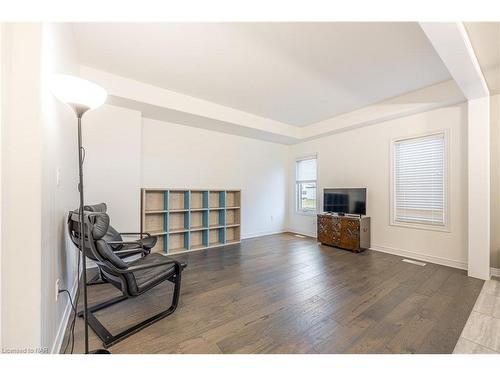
{"left": 74, "top": 105, "right": 109, "bottom": 354}
{"left": 76, "top": 112, "right": 89, "bottom": 354}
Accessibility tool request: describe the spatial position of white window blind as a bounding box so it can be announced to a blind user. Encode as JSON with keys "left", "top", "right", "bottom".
{"left": 393, "top": 133, "right": 446, "bottom": 226}
{"left": 297, "top": 158, "right": 317, "bottom": 181}
{"left": 296, "top": 157, "right": 317, "bottom": 212}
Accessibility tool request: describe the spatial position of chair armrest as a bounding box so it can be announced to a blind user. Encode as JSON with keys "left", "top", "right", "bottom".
{"left": 120, "top": 232, "right": 152, "bottom": 237}
{"left": 107, "top": 240, "right": 144, "bottom": 246}
{"left": 115, "top": 258, "right": 182, "bottom": 273}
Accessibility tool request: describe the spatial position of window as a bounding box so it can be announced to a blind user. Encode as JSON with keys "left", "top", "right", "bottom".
{"left": 392, "top": 132, "right": 447, "bottom": 228}
{"left": 296, "top": 156, "right": 317, "bottom": 213}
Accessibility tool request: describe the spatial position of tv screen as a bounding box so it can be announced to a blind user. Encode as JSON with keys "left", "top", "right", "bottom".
{"left": 323, "top": 188, "right": 366, "bottom": 215}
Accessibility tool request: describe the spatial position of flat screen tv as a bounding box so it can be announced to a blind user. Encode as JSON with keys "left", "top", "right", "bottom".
{"left": 323, "top": 188, "right": 366, "bottom": 215}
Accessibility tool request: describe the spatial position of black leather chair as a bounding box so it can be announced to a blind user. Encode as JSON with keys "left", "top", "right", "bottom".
{"left": 83, "top": 203, "right": 157, "bottom": 285}
{"left": 68, "top": 210, "right": 187, "bottom": 348}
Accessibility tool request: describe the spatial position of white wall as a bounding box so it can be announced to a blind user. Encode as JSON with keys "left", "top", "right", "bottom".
{"left": 467, "top": 96, "right": 491, "bottom": 279}
{"left": 141, "top": 118, "right": 288, "bottom": 238}
{"left": 0, "top": 22, "right": 84, "bottom": 354}
{"left": 491, "top": 94, "right": 500, "bottom": 270}
{"left": 39, "top": 23, "right": 81, "bottom": 353}
{"left": 0, "top": 22, "right": 4, "bottom": 349}
{"left": 1, "top": 24, "right": 44, "bottom": 350}
{"left": 288, "top": 103, "right": 469, "bottom": 268}
{"left": 83, "top": 104, "right": 142, "bottom": 232}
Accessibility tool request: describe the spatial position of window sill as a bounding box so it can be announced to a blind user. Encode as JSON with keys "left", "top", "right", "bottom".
{"left": 390, "top": 221, "right": 450, "bottom": 233}
{"left": 295, "top": 211, "right": 317, "bottom": 217}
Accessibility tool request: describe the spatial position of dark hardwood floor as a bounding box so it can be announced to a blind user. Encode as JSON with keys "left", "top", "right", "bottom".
{"left": 63, "top": 233, "right": 483, "bottom": 354}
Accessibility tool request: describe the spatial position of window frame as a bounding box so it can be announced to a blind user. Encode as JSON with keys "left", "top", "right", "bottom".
{"left": 295, "top": 154, "right": 318, "bottom": 215}
{"left": 390, "top": 130, "right": 450, "bottom": 232}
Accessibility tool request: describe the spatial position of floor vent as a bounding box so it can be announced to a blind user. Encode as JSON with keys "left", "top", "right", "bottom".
{"left": 402, "top": 258, "right": 426, "bottom": 266}
{"left": 294, "top": 234, "right": 306, "bottom": 238}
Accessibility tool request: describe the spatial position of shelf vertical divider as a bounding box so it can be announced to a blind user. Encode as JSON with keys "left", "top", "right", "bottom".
{"left": 207, "top": 190, "right": 211, "bottom": 245}
{"left": 140, "top": 189, "right": 145, "bottom": 240}
{"left": 185, "top": 190, "right": 191, "bottom": 250}
{"left": 164, "top": 190, "right": 170, "bottom": 253}
{"left": 222, "top": 190, "right": 227, "bottom": 244}
{"left": 203, "top": 190, "right": 209, "bottom": 247}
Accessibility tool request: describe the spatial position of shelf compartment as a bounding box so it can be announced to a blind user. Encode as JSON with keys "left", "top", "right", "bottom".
{"left": 191, "top": 191, "right": 209, "bottom": 209}
{"left": 191, "top": 210, "right": 208, "bottom": 230}
{"left": 169, "top": 191, "right": 189, "bottom": 211}
{"left": 225, "top": 208, "right": 240, "bottom": 226}
{"left": 144, "top": 191, "right": 166, "bottom": 211}
{"left": 151, "top": 235, "right": 165, "bottom": 253}
{"left": 168, "top": 232, "right": 189, "bottom": 253}
{"left": 144, "top": 212, "right": 166, "bottom": 234}
{"left": 169, "top": 211, "right": 189, "bottom": 232}
{"left": 209, "top": 209, "right": 225, "bottom": 227}
{"left": 226, "top": 191, "right": 241, "bottom": 208}
{"left": 209, "top": 191, "right": 225, "bottom": 209}
{"left": 209, "top": 228, "right": 225, "bottom": 246}
{"left": 191, "top": 230, "right": 209, "bottom": 250}
{"left": 226, "top": 226, "right": 241, "bottom": 244}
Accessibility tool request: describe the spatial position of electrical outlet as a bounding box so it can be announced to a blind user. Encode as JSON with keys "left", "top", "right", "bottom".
{"left": 56, "top": 168, "right": 61, "bottom": 187}
{"left": 55, "top": 279, "right": 60, "bottom": 301}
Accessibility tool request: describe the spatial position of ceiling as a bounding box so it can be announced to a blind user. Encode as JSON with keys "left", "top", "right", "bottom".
{"left": 464, "top": 22, "right": 500, "bottom": 95}
{"left": 73, "top": 22, "right": 452, "bottom": 126}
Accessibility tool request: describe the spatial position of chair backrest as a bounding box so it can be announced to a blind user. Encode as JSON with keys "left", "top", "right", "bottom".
{"left": 84, "top": 203, "right": 107, "bottom": 213}
{"left": 67, "top": 210, "right": 99, "bottom": 261}
{"left": 68, "top": 210, "right": 127, "bottom": 266}
{"left": 84, "top": 203, "right": 123, "bottom": 250}
{"left": 68, "top": 210, "right": 133, "bottom": 294}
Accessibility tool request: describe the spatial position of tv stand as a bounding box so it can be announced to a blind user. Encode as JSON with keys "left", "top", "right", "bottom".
{"left": 317, "top": 213, "right": 370, "bottom": 253}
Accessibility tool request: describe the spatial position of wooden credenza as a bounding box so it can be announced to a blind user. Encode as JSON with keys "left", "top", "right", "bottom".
{"left": 317, "top": 213, "right": 370, "bottom": 253}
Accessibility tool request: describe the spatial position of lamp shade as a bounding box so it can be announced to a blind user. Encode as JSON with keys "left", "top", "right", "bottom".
{"left": 50, "top": 74, "right": 107, "bottom": 116}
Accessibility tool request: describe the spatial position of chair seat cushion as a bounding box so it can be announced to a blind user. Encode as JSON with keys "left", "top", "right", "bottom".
{"left": 127, "top": 253, "right": 178, "bottom": 295}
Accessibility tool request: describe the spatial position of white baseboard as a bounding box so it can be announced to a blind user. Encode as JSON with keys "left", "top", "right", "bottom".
{"left": 285, "top": 229, "right": 317, "bottom": 238}
{"left": 50, "top": 275, "right": 79, "bottom": 354}
{"left": 241, "top": 229, "right": 286, "bottom": 240}
{"left": 491, "top": 267, "right": 500, "bottom": 278}
{"left": 370, "top": 244, "right": 468, "bottom": 270}
{"left": 287, "top": 227, "right": 469, "bottom": 272}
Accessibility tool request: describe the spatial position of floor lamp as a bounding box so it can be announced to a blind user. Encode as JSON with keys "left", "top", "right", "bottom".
{"left": 51, "top": 74, "right": 108, "bottom": 354}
